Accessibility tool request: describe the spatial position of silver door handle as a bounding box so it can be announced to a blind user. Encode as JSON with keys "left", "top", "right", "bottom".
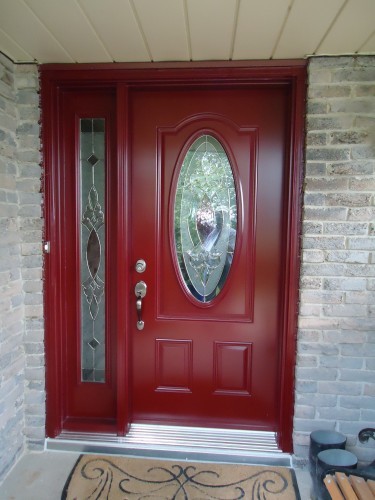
{"left": 135, "top": 281, "right": 147, "bottom": 331}
{"left": 136, "top": 295, "right": 144, "bottom": 330}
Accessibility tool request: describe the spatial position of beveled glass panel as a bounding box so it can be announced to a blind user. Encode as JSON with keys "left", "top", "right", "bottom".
{"left": 174, "top": 135, "right": 237, "bottom": 302}
{"left": 80, "top": 118, "right": 105, "bottom": 382}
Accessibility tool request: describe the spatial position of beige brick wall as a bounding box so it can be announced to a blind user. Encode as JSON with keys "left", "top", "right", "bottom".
{"left": 0, "top": 54, "right": 42, "bottom": 482}
{"left": 294, "top": 56, "right": 375, "bottom": 464}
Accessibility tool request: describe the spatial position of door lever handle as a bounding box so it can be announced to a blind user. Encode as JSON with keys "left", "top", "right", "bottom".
{"left": 136, "top": 294, "right": 144, "bottom": 330}
{"left": 134, "top": 281, "right": 147, "bottom": 331}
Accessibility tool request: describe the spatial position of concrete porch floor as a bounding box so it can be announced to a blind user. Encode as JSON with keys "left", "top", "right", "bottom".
{"left": 0, "top": 450, "right": 313, "bottom": 499}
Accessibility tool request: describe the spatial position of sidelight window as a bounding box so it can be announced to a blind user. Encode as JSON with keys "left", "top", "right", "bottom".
{"left": 80, "top": 118, "right": 106, "bottom": 382}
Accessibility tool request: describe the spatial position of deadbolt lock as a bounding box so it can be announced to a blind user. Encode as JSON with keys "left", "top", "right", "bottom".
{"left": 135, "top": 259, "right": 146, "bottom": 273}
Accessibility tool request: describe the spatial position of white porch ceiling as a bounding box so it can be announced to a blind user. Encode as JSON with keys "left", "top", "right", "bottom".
{"left": 0, "top": 0, "right": 374, "bottom": 64}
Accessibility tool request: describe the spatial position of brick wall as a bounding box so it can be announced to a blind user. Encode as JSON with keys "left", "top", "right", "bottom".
{"left": 294, "top": 56, "right": 375, "bottom": 464}
{"left": 0, "top": 53, "right": 25, "bottom": 481}
{"left": 0, "top": 53, "right": 42, "bottom": 482}
{"left": 16, "top": 63, "right": 44, "bottom": 451}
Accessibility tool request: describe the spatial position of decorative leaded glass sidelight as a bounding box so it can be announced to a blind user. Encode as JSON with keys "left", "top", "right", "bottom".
{"left": 80, "top": 119, "right": 106, "bottom": 382}
{"left": 174, "top": 135, "right": 237, "bottom": 302}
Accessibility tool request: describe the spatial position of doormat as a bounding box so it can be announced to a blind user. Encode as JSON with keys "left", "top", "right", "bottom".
{"left": 62, "top": 454, "right": 301, "bottom": 499}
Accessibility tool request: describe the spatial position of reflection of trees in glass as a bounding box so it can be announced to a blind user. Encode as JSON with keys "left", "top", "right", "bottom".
{"left": 174, "top": 135, "right": 237, "bottom": 302}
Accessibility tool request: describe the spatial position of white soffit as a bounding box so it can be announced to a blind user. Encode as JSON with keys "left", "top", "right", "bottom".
{"left": 0, "top": 0, "right": 374, "bottom": 64}
{"left": 361, "top": 31, "right": 375, "bottom": 53}
{"left": 187, "top": 0, "right": 238, "bottom": 61}
{"left": 78, "top": 0, "right": 150, "bottom": 62}
{"left": 233, "top": 0, "right": 291, "bottom": 60}
{"left": 273, "top": 0, "right": 346, "bottom": 59}
{"left": 0, "top": 28, "right": 32, "bottom": 62}
{"left": 0, "top": 0, "right": 73, "bottom": 62}
{"left": 317, "top": 0, "right": 375, "bottom": 54}
{"left": 133, "top": 0, "right": 190, "bottom": 61}
{"left": 25, "top": 0, "right": 112, "bottom": 63}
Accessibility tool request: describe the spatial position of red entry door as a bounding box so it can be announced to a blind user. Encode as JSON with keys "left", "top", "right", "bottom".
{"left": 130, "top": 86, "right": 288, "bottom": 431}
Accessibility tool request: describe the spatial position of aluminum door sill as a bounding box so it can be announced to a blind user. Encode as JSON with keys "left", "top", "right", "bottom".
{"left": 45, "top": 424, "right": 292, "bottom": 467}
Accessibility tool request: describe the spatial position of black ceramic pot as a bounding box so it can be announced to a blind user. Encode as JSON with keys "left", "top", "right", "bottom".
{"left": 316, "top": 449, "right": 357, "bottom": 499}
{"left": 309, "top": 430, "right": 346, "bottom": 498}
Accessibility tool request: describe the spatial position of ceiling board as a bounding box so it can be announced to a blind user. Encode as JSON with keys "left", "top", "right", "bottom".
{"left": 0, "top": 0, "right": 73, "bottom": 63}
{"left": 187, "top": 0, "right": 237, "bottom": 60}
{"left": 360, "top": 31, "right": 375, "bottom": 53}
{"left": 233, "top": 0, "right": 291, "bottom": 60}
{"left": 25, "top": 0, "right": 111, "bottom": 63}
{"left": 0, "top": 0, "right": 374, "bottom": 63}
{"left": 133, "top": 0, "right": 189, "bottom": 61}
{"left": 0, "top": 28, "right": 33, "bottom": 62}
{"left": 273, "top": 0, "right": 345, "bottom": 58}
{"left": 78, "top": 0, "right": 150, "bottom": 62}
{"left": 318, "top": 0, "right": 375, "bottom": 54}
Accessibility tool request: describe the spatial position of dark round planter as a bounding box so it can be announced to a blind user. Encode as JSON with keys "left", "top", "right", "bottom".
{"left": 309, "top": 430, "right": 347, "bottom": 498}
{"left": 316, "top": 449, "right": 358, "bottom": 499}
{"left": 309, "top": 430, "right": 346, "bottom": 474}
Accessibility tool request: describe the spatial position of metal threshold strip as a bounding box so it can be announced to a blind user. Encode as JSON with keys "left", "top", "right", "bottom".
{"left": 45, "top": 424, "right": 292, "bottom": 467}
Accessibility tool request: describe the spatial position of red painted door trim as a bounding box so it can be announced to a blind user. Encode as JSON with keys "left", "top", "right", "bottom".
{"left": 41, "top": 60, "right": 306, "bottom": 452}
{"left": 115, "top": 84, "right": 132, "bottom": 436}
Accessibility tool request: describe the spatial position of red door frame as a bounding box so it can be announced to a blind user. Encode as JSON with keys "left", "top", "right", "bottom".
{"left": 41, "top": 60, "right": 306, "bottom": 452}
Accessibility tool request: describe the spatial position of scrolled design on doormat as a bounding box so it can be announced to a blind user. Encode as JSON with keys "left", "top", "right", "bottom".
{"left": 77, "top": 457, "right": 291, "bottom": 499}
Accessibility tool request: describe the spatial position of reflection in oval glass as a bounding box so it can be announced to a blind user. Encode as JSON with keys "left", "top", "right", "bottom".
{"left": 174, "top": 135, "right": 237, "bottom": 302}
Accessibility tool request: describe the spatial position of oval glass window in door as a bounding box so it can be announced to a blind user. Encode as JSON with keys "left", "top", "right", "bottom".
{"left": 174, "top": 135, "right": 237, "bottom": 303}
